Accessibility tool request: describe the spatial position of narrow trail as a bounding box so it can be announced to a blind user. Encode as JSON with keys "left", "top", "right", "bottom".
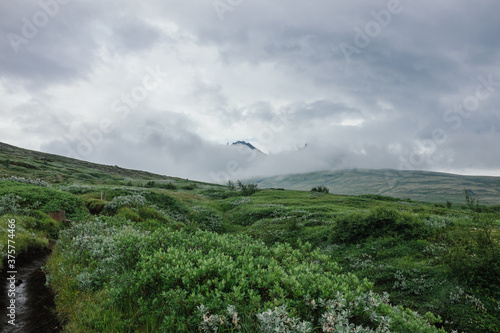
{"left": 1, "top": 250, "right": 61, "bottom": 333}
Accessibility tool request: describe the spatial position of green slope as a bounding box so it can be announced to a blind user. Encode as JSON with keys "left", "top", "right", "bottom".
{"left": 0, "top": 141, "right": 205, "bottom": 187}
{"left": 251, "top": 169, "right": 500, "bottom": 205}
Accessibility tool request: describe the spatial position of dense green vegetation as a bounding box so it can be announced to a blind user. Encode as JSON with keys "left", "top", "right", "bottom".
{"left": 1, "top": 143, "right": 499, "bottom": 332}
{"left": 48, "top": 221, "right": 446, "bottom": 332}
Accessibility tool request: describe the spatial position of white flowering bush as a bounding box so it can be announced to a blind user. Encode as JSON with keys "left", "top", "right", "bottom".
{"left": 190, "top": 206, "right": 224, "bottom": 232}
{"left": 1, "top": 176, "right": 50, "bottom": 187}
{"left": 0, "top": 194, "right": 53, "bottom": 217}
{"left": 54, "top": 217, "right": 150, "bottom": 292}
{"left": 422, "top": 216, "right": 454, "bottom": 230}
{"left": 345, "top": 254, "right": 388, "bottom": 271}
{"left": 0, "top": 181, "right": 87, "bottom": 218}
{"left": 449, "top": 286, "right": 486, "bottom": 312}
{"left": 257, "top": 305, "right": 312, "bottom": 333}
{"left": 423, "top": 243, "right": 449, "bottom": 257}
{"left": 104, "top": 194, "right": 146, "bottom": 213}
{"left": 197, "top": 304, "right": 241, "bottom": 332}
{"left": 0, "top": 194, "right": 25, "bottom": 215}
{"left": 301, "top": 291, "right": 392, "bottom": 332}
{"left": 58, "top": 184, "right": 97, "bottom": 194}
{"left": 231, "top": 197, "right": 252, "bottom": 207}
{"left": 392, "top": 270, "right": 442, "bottom": 296}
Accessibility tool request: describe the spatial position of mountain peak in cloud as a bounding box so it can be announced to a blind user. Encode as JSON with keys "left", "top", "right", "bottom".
{"left": 231, "top": 141, "right": 266, "bottom": 155}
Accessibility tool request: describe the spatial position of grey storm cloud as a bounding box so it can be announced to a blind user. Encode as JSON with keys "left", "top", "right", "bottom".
{"left": 110, "top": 17, "right": 161, "bottom": 52}
{"left": 1, "top": 0, "right": 500, "bottom": 181}
{"left": 1, "top": 1, "right": 101, "bottom": 87}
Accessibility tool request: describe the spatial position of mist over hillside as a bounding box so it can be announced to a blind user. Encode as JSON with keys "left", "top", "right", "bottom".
{"left": 2, "top": 141, "right": 499, "bottom": 205}
{"left": 250, "top": 169, "right": 500, "bottom": 205}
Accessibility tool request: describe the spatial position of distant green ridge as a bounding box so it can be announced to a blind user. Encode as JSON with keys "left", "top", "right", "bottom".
{"left": 250, "top": 168, "right": 500, "bottom": 205}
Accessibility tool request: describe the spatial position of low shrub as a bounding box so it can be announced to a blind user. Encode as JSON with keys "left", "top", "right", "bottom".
{"left": 358, "top": 194, "right": 401, "bottom": 202}
{"left": 137, "top": 206, "right": 169, "bottom": 223}
{"left": 231, "top": 197, "right": 252, "bottom": 207}
{"left": 85, "top": 198, "right": 106, "bottom": 215}
{"left": 231, "top": 204, "right": 287, "bottom": 226}
{"left": 182, "top": 184, "right": 197, "bottom": 190}
{"left": 237, "top": 180, "right": 258, "bottom": 196}
{"left": 141, "top": 191, "right": 188, "bottom": 214}
{"left": 189, "top": 206, "right": 225, "bottom": 232}
{"left": 104, "top": 194, "right": 146, "bottom": 213}
{"left": 311, "top": 186, "right": 329, "bottom": 194}
{"left": 245, "top": 217, "right": 305, "bottom": 246}
{"left": 0, "top": 176, "right": 50, "bottom": 187}
{"left": 26, "top": 210, "right": 63, "bottom": 238}
{"left": 0, "top": 214, "right": 53, "bottom": 268}
{"left": 58, "top": 184, "right": 97, "bottom": 194}
{"left": 202, "top": 188, "right": 239, "bottom": 199}
{"left": 0, "top": 193, "right": 27, "bottom": 215}
{"left": 161, "top": 182, "right": 177, "bottom": 190}
{"left": 116, "top": 207, "right": 141, "bottom": 222}
{"left": 333, "top": 207, "right": 431, "bottom": 243}
{"left": 0, "top": 181, "right": 87, "bottom": 219}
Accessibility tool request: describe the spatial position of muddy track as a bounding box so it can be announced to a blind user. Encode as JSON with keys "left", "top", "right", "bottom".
{"left": 1, "top": 250, "right": 62, "bottom": 333}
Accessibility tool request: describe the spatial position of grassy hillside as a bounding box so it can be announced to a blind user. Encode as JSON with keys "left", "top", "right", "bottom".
{"left": 1, "top": 142, "right": 499, "bottom": 332}
{"left": 250, "top": 169, "right": 500, "bottom": 205}
{"left": 0, "top": 142, "right": 200, "bottom": 186}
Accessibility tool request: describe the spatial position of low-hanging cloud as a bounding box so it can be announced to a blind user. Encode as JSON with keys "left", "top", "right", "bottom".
{"left": 1, "top": 0, "right": 500, "bottom": 181}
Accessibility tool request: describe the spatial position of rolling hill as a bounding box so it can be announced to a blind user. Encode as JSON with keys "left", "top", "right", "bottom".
{"left": 0, "top": 141, "right": 211, "bottom": 187}
{"left": 250, "top": 169, "right": 500, "bottom": 205}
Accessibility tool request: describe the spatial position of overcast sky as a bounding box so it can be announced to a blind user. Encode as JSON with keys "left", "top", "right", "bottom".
{"left": 1, "top": 0, "right": 499, "bottom": 182}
